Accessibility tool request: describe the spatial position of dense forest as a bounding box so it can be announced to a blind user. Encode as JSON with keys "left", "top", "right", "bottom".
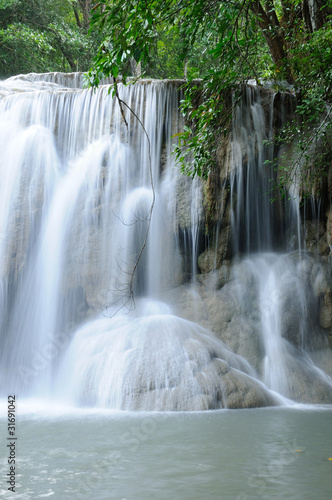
{"left": 1, "top": 0, "right": 332, "bottom": 184}
{"left": 0, "top": 0, "right": 215, "bottom": 78}
{"left": 0, "top": 0, "right": 96, "bottom": 74}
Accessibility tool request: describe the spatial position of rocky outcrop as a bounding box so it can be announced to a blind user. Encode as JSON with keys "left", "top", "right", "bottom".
{"left": 130, "top": 360, "right": 278, "bottom": 411}
{"left": 68, "top": 314, "right": 278, "bottom": 411}
{"left": 327, "top": 206, "right": 332, "bottom": 249}
{"left": 162, "top": 252, "right": 332, "bottom": 404}
{"left": 197, "top": 225, "right": 232, "bottom": 273}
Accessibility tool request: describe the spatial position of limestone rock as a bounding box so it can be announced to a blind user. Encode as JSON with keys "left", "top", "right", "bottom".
{"left": 305, "top": 220, "right": 330, "bottom": 256}
{"left": 222, "top": 369, "right": 277, "bottom": 409}
{"left": 196, "top": 261, "right": 232, "bottom": 290}
{"left": 175, "top": 175, "right": 204, "bottom": 231}
{"left": 215, "top": 317, "right": 263, "bottom": 374}
{"left": 69, "top": 314, "right": 279, "bottom": 411}
{"left": 326, "top": 205, "right": 332, "bottom": 252}
{"left": 198, "top": 225, "right": 232, "bottom": 273}
{"left": 310, "top": 259, "right": 332, "bottom": 341}
{"left": 309, "top": 349, "right": 332, "bottom": 378}
{"left": 160, "top": 284, "right": 210, "bottom": 328}
{"left": 282, "top": 353, "right": 332, "bottom": 404}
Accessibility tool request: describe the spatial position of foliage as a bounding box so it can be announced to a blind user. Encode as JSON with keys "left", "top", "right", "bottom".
{"left": 173, "top": 81, "right": 234, "bottom": 180}
{"left": 0, "top": 22, "right": 54, "bottom": 74}
{"left": 270, "top": 14, "right": 332, "bottom": 197}
{"left": 266, "top": 104, "right": 332, "bottom": 201}
{"left": 0, "top": 0, "right": 98, "bottom": 77}
{"left": 89, "top": 0, "right": 332, "bottom": 188}
{"left": 2, "top": 0, "right": 331, "bottom": 191}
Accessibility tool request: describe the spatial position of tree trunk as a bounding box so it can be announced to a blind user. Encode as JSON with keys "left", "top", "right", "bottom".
{"left": 302, "top": 0, "right": 313, "bottom": 33}
{"left": 60, "top": 46, "right": 77, "bottom": 71}
{"left": 78, "top": 0, "right": 92, "bottom": 32}
{"left": 304, "top": 0, "right": 326, "bottom": 31}
{"left": 72, "top": 3, "right": 82, "bottom": 29}
{"left": 250, "top": 1, "right": 294, "bottom": 83}
{"left": 184, "top": 59, "right": 188, "bottom": 80}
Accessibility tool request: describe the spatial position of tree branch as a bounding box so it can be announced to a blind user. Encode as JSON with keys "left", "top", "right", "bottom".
{"left": 71, "top": 1, "right": 82, "bottom": 28}
{"left": 108, "top": 81, "right": 155, "bottom": 316}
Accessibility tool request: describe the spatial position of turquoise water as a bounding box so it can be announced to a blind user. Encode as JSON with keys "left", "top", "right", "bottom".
{"left": 1, "top": 402, "right": 332, "bottom": 499}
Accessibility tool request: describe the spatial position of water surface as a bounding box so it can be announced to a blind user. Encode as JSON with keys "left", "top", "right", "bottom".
{"left": 1, "top": 403, "right": 332, "bottom": 499}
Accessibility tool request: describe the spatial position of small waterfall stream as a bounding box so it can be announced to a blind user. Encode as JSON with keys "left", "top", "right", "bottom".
{"left": 0, "top": 74, "right": 331, "bottom": 410}
{"left": 230, "top": 86, "right": 332, "bottom": 401}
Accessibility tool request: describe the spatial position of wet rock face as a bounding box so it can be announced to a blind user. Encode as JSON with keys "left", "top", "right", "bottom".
{"left": 197, "top": 226, "right": 232, "bottom": 273}
{"left": 281, "top": 352, "right": 332, "bottom": 404}
{"left": 163, "top": 252, "right": 332, "bottom": 405}
{"left": 172, "top": 84, "right": 332, "bottom": 405}
{"left": 222, "top": 370, "right": 279, "bottom": 409}
{"left": 130, "top": 359, "right": 277, "bottom": 411}
{"left": 310, "top": 349, "right": 332, "bottom": 378}
{"left": 60, "top": 313, "right": 278, "bottom": 411}
{"left": 304, "top": 221, "right": 330, "bottom": 257}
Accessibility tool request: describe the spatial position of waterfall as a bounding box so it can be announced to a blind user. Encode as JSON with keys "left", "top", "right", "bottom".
{"left": 0, "top": 74, "right": 331, "bottom": 410}
{"left": 5, "top": 72, "right": 113, "bottom": 89}
{"left": 230, "top": 86, "right": 332, "bottom": 401}
{"left": 230, "top": 86, "right": 301, "bottom": 253}
{"left": 0, "top": 77, "right": 185, "bottom": 397}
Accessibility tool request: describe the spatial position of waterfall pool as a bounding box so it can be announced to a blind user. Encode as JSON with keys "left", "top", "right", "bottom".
{"left": 1, "top": 402, "right": 332, "bottom": 499}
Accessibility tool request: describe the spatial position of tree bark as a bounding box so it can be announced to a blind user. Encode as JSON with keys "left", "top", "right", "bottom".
{"left": 184, "top": 59, "right": 188, "bottom": 80}
{"left": 302, "top": 0, "right": 313, "bottom": 33}
{"left": 305, "top": 0, "right": 327, "bottom": 31}
{"left": 78, "top": 0, "right": 92, "bottom": 32}
{"left": 72, "top": 3, "right": 82, "bottom": 29}
{"left": 59, "top": 43, "right": 77, "bottom": 71}
{"left": 250, "top": 1, "right": 294, "bottom": 83}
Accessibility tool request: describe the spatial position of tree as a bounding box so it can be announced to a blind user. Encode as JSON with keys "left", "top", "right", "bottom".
{"left": 0, "top": 0, "right": 99, "bottom": 77}
{"left": 88, "top": 0, "right": 332, "bottom": 184}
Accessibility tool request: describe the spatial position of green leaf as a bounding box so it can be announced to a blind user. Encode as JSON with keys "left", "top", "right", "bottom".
{"left": 112, "top": 64, "right": 119, "bottom": 78}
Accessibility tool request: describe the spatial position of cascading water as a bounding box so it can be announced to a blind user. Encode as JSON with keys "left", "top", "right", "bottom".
{"left": 0, "top": 74, "right": 331, "bottom": 411}
{"left": 230, "top": 86, "right": 332, "bottom": 401}
{"left": 0, "top": 75, "right": 282, "bottom": 411}
{"left": 0, "top": 78, "right": 182, "bottom": 394}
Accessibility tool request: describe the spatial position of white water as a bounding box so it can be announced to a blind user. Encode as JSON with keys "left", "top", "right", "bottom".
{"left": 55, "top": 302, "right": 261, "bottom": 411}
{"left": 0, "top": 78, "right": 186, "bottom": 399}
{"left": 230, "top": 86, "right": 332, "bottom": 401}
{"left": 0, "top": 75, "right": 331, "bottom": 410}
{"left": 1, "top": 75, "right": 272, "bottom": 410}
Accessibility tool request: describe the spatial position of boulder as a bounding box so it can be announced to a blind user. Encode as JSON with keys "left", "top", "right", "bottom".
{"left": 222, "top": 369, "right": 278, "bottom": 409}
{"left": 65, "top": 313, "right": 279, "bottom": 411}
{"left": 280, "top": 351, "right": 332, "bottom": 403}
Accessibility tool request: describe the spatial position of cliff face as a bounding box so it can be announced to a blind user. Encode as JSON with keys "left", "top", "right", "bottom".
{"left": 201, "top": 87, "right": 332, "bottom": 258}
{"left": 170, "top": 88, "right": 332, "bottom": 390}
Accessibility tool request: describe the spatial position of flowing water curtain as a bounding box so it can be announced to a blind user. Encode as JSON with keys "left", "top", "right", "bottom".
{"left": 0, "top": 77, "right": 183, "bottom": 396}
{"left": 1, "top": 73, "right": 331, "bottom": 408}
{"left": 230, "top": 85, "right": 302, "bottom": 254}
{"left": 229, "top": 86, "right": 332, "bottom": 401}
